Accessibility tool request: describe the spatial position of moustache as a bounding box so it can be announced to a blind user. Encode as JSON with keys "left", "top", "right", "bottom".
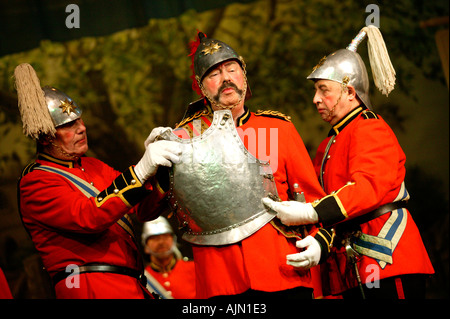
{"left": 213, "top": 81, "right": 244, "bottom": 102}
{"left": 220, "top": 81, "right": 239, "bottom": 92}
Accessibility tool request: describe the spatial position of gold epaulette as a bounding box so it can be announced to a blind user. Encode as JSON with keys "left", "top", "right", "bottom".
{"left": 175, "top": 109, "right": 212, "bottom": 128}
{"left": 255, "top": 109, "right": 291, "bottom": 122}
{"left": 361, "top": 110, "right": 379, "bottom": 120}
{"left": 20, "top": 162, "right": 40, "bottom": 178}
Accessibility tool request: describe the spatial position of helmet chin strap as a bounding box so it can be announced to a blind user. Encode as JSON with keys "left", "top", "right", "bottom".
{"left": 325, "top": 83, "right": 347, "bottom": 121}
{"left": 49, "top": 140, "right": 80, "bottom": 160}
{"left": 326, "top": 100, "right": 338, "bottom": 121}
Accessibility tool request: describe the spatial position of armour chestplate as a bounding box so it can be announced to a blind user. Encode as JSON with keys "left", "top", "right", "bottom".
{"left": 160, "top": 110, "right": 279, "bottom": 246}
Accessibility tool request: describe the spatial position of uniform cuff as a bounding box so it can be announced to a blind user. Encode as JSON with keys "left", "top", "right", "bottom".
{"left": 96, "top": 166, "right": 151, "bottom": 208}
{"left": 312, "top": 194, "right": 347, "bottom": 227}
{"left": 314, "top": 228, "right": 334, "bottom": 264}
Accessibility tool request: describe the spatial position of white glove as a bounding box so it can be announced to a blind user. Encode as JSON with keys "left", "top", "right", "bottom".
{"left": 144, "top": 127, "right": 173, "bottom": 149}
{"left": 134, "top": 140, "right": 182, "bottom": 183}
{"left": 262, "top": 197, "right": 319, "bottom": 226}
{"left": 286, "top": 236, "right": 321, "bottom": 270}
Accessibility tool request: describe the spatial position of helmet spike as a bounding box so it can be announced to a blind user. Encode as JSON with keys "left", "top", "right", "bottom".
{"left": 198, "top": 32, "right": 206, "bottom": 41}
{"left": 346, "top": 29, "right": 367, "bottom": 52}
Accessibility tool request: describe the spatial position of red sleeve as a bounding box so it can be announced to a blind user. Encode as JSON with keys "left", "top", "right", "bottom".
{"left": 283, "top": 123, "right": 333, "bottom": 260}
{"left": 341, "top": 120, "right": 402, "bottom": 212}
{"left": 283, "top": 122, "right": 326, "bottom": 202}
{"left": 19, "top": 164, "right": 153, "bottom": 234}
{"left": 135, "top": 176, "right": 170, "bottom": 222}
{"left": 314, "top": 118, "right": 406, "bottom": 226}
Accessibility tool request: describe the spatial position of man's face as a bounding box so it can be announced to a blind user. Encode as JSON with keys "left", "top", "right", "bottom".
{"left": 201, "top": 60, "right": 246, "bottom": 111}
{"left": 313, "top": 79, "right": 353, "bottom": 125}
{"left": 145, "top": 233, "right": 174, "bottom": 256}
{"left": 51, "top": 118, "right": 88, "bottom": 159}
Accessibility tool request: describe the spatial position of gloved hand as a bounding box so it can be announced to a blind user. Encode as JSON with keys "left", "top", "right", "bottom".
{"left": 286, "top": 236, "right": 321, "bottom": 270}
{"left": 262, "top": 197, "right": 319, "bottom": 226}
{"left": 144, "top": 127, "right": 173, "bottom": 149}
{"left": 134, "top": 140, "right": 182, "bottom": 183}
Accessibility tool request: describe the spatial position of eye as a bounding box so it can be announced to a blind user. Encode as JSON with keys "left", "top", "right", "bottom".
{"left": 60, "top": 120, "right": 77, "bottom": 128}
{"left": 208, "top": 71, "right": 219, "bottom": 78}
{"left": 319, "top": 86, "right": 329, "bottom": 95}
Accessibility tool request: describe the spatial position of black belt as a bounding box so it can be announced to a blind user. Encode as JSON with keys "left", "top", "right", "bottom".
{"left": 336, "top": 200, "right": 408, "bottom": 233}
{"left": 52, "top": 264, "right": 146, "bottom": 286}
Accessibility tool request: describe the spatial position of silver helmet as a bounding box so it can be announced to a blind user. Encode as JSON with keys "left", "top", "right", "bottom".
{"left": 194, "top": 33, "right": 242, "bottom": 82}
{"left": 307, "top": 26, "right": 396, "bottom": 110}
{"left": 14, "top": 63, "right": 83, "bottom": 139}
{"left": 141, "top": 216, "right": 174, "bottom": 246}
{"left": 307, "top": 48, "right": 372, "bottom": 109}
{"left": 43, "top": 86, "right": 82, "bottom": 127}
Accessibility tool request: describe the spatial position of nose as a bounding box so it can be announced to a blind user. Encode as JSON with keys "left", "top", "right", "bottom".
{"left": 75, "top": 118, "right": 86, "bottom": 133}
{"left": 221, "top": 69, "right": 232, "bottom": 82}
{"left": 312, "top": 90, "right": 321, "bottom": 105}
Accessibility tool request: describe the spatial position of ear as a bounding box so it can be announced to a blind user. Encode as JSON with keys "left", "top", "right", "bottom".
{"left": 38, "top": 134, "right": 53, "bottom": 146}
{"left": 346, "top": 85, "right": 357, "bottom": 100}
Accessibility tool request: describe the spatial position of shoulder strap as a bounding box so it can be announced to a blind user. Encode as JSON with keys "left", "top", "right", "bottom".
{"left": 175, "top": 109, "right": 212, "bottom": 128}
{"left": 20, "top": 162, "right": 41, "bottom": 178}
{"left": 254, "top": 109, "right": 292, "bottom": 122}
{"left": 361, "top": 110, "right": 379, "bottom": 119}
{"left": 34, "top": 165, "right": 135, "bottom": 240}
{"left": 144, "top": 269, "right": 174, "bottom": 299}
{"left": 35, "top": 165, "right": 100, "bottom": 197}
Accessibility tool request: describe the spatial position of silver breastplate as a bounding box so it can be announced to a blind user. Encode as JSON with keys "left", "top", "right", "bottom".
{"left": 160, "top": 110, "right": 279, "bottom": 246}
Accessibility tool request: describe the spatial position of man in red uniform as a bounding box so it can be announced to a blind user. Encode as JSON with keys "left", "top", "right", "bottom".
{"left": 14, "top": 63, "right": 182, "bottom": 298}
{"left": 263, "top": 26, "right": 434, "bottom": 299}
{"left": 142, "top": 216, "right": 196, "bottom": 299}
{"left": 168, "top": 32, "right": 332, "bottom": 299}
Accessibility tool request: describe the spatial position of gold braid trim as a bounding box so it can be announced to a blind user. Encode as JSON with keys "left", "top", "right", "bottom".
{"left": 270, "top": 219, "right": 305, "bottom": 239}
{"left": 255, "top": 109, "right": 292, "bottom": 122}
{"left": 175, "top": 109, "right": 212, "bottom": 128}
{"left": 361, "top": 110, "right": 379, "bottom": 119}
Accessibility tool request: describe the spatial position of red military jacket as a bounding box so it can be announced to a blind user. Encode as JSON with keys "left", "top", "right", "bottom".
{"left": 311, "top": 106, "right": 434, "bottom": 294}
{"left": 145, "top": 258, "right": 196, "bottom": 299}
{"left": 174, "top": 105, "right": 331, "bottom": 298}
{"left": 18, "top": 153, "right": 165, "bottom": 298}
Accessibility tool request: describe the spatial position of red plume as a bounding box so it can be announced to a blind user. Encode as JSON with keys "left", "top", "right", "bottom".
{"left": 188, "top": 31, "right": 206, "bottom": 96}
